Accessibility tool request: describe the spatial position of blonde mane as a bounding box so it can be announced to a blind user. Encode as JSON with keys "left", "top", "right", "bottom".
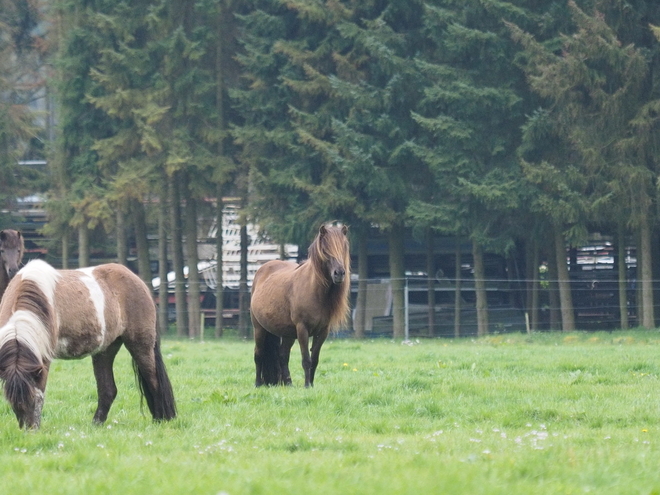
{"left": 306, "top": 224, "right": 351, "bottom": 330}
{"left": 0, "top": 262, "right": 59, "bottom": 364}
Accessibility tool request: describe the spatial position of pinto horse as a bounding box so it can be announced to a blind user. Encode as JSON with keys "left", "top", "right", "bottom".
{"left": 0, "top": 259, "right": 176, "bottom": 429}
{"left": 251, "top": 224, "right": 350, "bottom": 387}
{"left": 0, "top": 229, "right": 24, "bottom": 300}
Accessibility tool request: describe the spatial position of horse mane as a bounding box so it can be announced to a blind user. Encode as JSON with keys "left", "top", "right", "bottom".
{"left": 0, "top": 273, "right": 56, "bottom": 412}
{"left": 0, "top": 261, "right": 59, "bottom": 364}
{"left": 306, "top": 224, "right": 351, "bottom": 330}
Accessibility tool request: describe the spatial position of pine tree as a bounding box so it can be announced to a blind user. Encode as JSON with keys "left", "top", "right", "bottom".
{"left": 511, "top": 1, "right": 659, "bottom": 329}
{"left": 86, "top": 0, "right": 227, "bottom": 336}
{"left": 408, "top": 0, "right": 528, "bottom": 336}
{"left": 51, "top": 0, "right": 119, "bottom": 266}
{"left": 0, "top": 0, "right": 44, "bottom": 220}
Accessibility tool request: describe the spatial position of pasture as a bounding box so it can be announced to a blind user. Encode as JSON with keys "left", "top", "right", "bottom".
{"left": 1, "top": 331, "right": 660, "bottom": 494}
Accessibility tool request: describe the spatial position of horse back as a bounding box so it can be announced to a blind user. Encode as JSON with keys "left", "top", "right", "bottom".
{"left": 88, "top": 263, "right": 156, "bottom": 331}
{"left": 54, "top": 264, "right": 155, "bottom": 358}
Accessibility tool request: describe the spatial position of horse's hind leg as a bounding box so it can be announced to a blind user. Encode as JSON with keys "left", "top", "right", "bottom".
{"left": 253, "top": 319, "right": 282, "bottom": 386}
{"left": 125, "top": 336, "right": 176, "bottom": 421}
{"left": 279, "top": 337, "right": 295, "bottom": 386}
{"left": 91, "top": 338, "right": 122, "bottom": 424}
{"left": 253, "top": 321, "right": 266, "bottom": 387}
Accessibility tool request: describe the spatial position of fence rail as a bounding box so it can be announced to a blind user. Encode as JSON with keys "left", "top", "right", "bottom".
{"left": 158, "top": 273, "right": 647, "bottom": 338}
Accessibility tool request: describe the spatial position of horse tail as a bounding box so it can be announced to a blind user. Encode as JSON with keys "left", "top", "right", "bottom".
{"left": 0, "top": 340, "right": 43, "bottom": 414}
{"left": 133, "top": 336, "right": 177, "bottom": 421}
{"left": 261, "top": 331, "right": 281, "bottom": 386}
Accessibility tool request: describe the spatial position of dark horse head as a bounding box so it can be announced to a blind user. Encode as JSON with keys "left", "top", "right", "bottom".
{"left": 0, "top": 230, "right": 24, "bottom": 280}
{"left": 0, "top": 340, "right": 47, "bottom": 429}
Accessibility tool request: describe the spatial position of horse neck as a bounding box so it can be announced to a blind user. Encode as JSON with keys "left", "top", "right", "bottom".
{"left": 302, "top": 259, "right": 331, "bottom": 293}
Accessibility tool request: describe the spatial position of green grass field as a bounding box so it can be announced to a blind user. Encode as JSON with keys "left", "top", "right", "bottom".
{"left": 1, "top": 330, "right": 660, "bottom": 494}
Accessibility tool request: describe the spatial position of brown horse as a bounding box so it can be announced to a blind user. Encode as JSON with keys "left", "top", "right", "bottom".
{"left": 0, "top": 229, "right": 24, "bottom": 300}
{"left": 0, "top": 259, "right": 176, "bottom": 429}
{"left": 251, "top": 224, "right": 350, "bottom": 387}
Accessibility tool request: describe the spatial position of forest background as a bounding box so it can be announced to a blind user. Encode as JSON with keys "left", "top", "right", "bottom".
{"left": 2, "top": 0, "right": 660, "bottom": 340}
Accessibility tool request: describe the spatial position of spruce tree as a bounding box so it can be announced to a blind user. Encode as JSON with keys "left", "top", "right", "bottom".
{"left": 511, "top": 1, "right": 658, "bottom": 329}
{"left": 86, "top": 0, "right": 225, "bottom": 336}
{"left": 409, "top": 0, "right": 528, "bottom": 335}
{"left": 52, "top": 0, "right": 118, "bottom": 264}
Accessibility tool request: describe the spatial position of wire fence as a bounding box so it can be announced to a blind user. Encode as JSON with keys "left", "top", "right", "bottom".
{"left": 159, "top": 272, "right": 646, "bottom": 339}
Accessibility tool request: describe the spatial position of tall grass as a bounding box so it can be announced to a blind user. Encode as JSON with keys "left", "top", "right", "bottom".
{"left": 1, "top": 331, "right": 660, "bottom": 494}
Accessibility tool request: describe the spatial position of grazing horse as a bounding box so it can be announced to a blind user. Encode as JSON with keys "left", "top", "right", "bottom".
{"left": 251, "top": 224, "right": 350, "bottom": 387}
{"left": 0, "top": 229, "right": 24, "bottom": 300}
{"left": 0, "top": 259, "right": 176, "bottom": 429}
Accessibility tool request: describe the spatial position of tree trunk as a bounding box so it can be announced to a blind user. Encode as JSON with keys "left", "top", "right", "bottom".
{"left": 78, "top": 223, "right": 89, "bottom": 268}
{"left": 61, "top": 228, "right": 69, "bottom": 269}
{"left": 158, "top": 179, "right": 169, "bottom": 336}
{"left": 472, "top": 239, "right": 488, "bottom": 336}
{"left": 426, "top": 230, "right": 436, "bottom": 337}
{"left": 185, "top": 188, "right": 201, "bottom": 339}
{"left": 133, "top": 198, "right": 151, "bottom": 287}
{"left": 116, "top": 202, "right": 128, "bottom": 266}
{"left": 635, "top": 230, "right": 643, "bottom": 324}
{"left": 170, "top": 173, "right": 188, "bottom": 337}
{"left": 214, "top": 2, "right": 227, "bottom": 339}
{"left": 617, "top": 224, "right": 629, "bottom": 330}
{"left": 547, "top": 240, "right": 561, "bottom": 330}
{"left": 639, "top": 208, "right": 655, "bottom": 329}
{"left": 526, "top": 239, "right": 540, "bottom": 332}
{"left": 454, "top": 238, "right": 461, "bottom": 338}
{"left": 389, "top": 223, "right": 406, "bottom": 339}
{"left": 354, "top": 227, "right": 368, "bottom": 339}
{"left": 554, "top": 225, "right": 575, "bottom": 331}
{"left": 530, "top": 241, "right": 540, "bottom": 332}
{"left": 215, "top": 192, "right": 224, "bottom": 338}
{"left": 238, "top": 219, "right": 250, "bottom": 339}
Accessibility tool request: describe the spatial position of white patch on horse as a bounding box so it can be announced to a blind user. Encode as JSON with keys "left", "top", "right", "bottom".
{"left": 18, "top": 259, "right": 60, "bottom": 308}
{"left": 55, "top": 337, "right": 69, "bottom": 357}
{"left": 0, "top": 309, "right": 53, "bottom": 362}
{"left": 76, "top": 267, "right": 106, "bottom": 348}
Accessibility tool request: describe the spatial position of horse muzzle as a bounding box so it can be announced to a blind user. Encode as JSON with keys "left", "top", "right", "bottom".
{"left": 332, "top": 268, "right": 345, "bottom": 284}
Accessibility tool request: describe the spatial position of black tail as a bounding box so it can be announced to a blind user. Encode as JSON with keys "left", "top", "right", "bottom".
{"left": 133, "top": 337, "right": 176, "bottom": 421}
{"left": 261, "top": 332, "right": 281, "bottom": 386}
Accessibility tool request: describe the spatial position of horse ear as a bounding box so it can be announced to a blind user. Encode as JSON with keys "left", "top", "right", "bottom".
{"left": 17, "top": 231, "right": 21, "bottom": 239}
{"left": 319, "top": 225, "right": 327, "bottom": 237}
{"left": 0, "top": 230, "right": 6, "bottom": 241}
{"left": 341, "top": 225, "right": 348, "bottom": 235}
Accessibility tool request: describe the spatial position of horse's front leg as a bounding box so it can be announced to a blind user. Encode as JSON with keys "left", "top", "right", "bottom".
{"left": 28, "top": 361, "right": 50, "bottom": 430}
{"left": 309, "top": 329, "right": 328, "bottom": 387}
{"left": 295, "top": 324, "right": 313, "bottom": 387}
{"left": 91, "top": 339, "right": 122, "bottom": 424}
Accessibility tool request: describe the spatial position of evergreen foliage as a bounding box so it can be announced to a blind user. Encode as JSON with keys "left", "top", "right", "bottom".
{"left": 5, "top": 0, "right": 660, "bottom": 335}
{"left": 0, "top": 0, "right": 49, "bottom": 224}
